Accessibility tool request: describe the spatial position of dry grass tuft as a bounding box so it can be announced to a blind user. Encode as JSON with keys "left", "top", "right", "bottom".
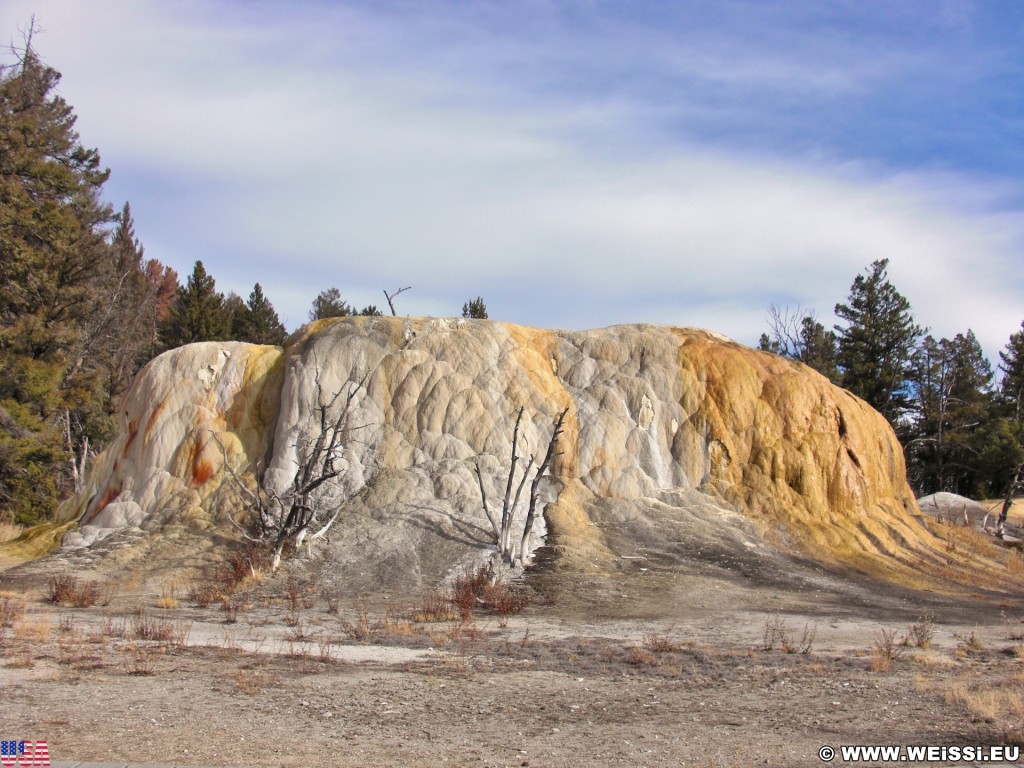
{"left": 156, "top": 581, "right": 180, "bottom": 610}
{"left": 414, "top": 590, "right": 458, "bottom": 623}
{"left": 14, "top": 618, "right": 51, "bottom": 643}
{"left": 236, "top": 667, "right": 275, "bottom": 695}
{"left": 947, "top": 679, "right": 1024, "bottom": 726}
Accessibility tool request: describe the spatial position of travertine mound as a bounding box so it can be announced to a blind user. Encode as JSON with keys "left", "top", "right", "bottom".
{"left": 917, "top": 493, "right": 991, "bottom": 526}
{"left": 60, "top": 318, "right": 962, "bottom": 589}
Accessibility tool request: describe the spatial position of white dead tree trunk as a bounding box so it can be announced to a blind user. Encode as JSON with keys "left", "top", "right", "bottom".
{"left": 62, "top": 409, "right": 90, "bottom": 494}
{"left": 475, "top": 407, "right": 568, "bottom": 566}
{"left": 215, "top": 370, "right": 368, "bottom": 571}
{"left": 383, "top": 286, "right": 411, "bottom": 316}
{"left": 996, "top": 461, "right": 1024, "bottom": 537}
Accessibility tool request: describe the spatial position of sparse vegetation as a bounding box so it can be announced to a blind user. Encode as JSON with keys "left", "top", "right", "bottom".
{"left": 627, "top": 645, "right": 658, "bottom": 666}
{"left": 157, "top": 581, "right": 180, "bottom": 609}
{"left": 644, "top": 632, "right": 685, "bottom": 653}
{"left": 762, "top": 614, "right": 790, "bottom": 651}
{"left": 236, "top": 667, "right": 274, "bottom": 695}
{"left": 906, "top": 615, "right": 936, "bottom": 649}
{"left": 954, "top": 629, "right": 984, "bottom": 657}
{"left": 47, "top": 574, "right": 101, "bottom": 607}
{"left": 451, "top": 565, "right": 532, "bottom": 618}
{"left": 0, "top": 592, "right": 26, "bottom": 627}
{"left": 872, "top": 627, "right": 904, "bottom": 672}
{"left": 130, "top": 609, "right": 190, "bottom": 646}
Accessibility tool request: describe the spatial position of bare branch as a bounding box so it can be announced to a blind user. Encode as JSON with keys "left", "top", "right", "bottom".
{"left": 476, "top": 406, "right": 570, "bottom": 566}
{"left": 519, "top": 408, "right": 569, "bottom": 565}
{"left": 383, "top": 286, "right": 411, "bottom": 316}
{"left": 212, "top": 369, "right": 369, "bottom": 571}
{"left": 475, "top": 460, "right": 500, "bottom": 543}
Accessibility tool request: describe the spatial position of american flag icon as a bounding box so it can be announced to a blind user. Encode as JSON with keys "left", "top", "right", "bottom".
{"left": 0, "top": 740, "right": 50, "bottom": 767}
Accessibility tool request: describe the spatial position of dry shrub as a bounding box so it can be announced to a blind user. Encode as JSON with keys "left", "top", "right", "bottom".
{"left": 451, "top": 567, "right": 490, "bottom": 619}
{"left": 414, "top": 590, "right": 457, "bottom": 623}
{"left": 644, "top": 633, "right": 684, "bottom": 653}
{"left": 322, "top": 588, "right": 341, "bottom": 615}
{"left": 797, "top": 623, "right": 817, "bottom": 655}
{"left": 131, "top": 609, "right": 190, "bottom": 646}
{"left": 5, "top": 651, "right": 34, "bottom": 668}
{"left": 0, "top": 593, "right": 26, "bottom": 627}
{"left": 762, "top": 614, "right": 789, "bottom": 651}
{"left": 451, "top": 621, "right": 479, "bottom": 642}
{"left": 628, "top": 645, "right": 658, "bottom": 666}
{"left": 189, "top": 579, "right": 223, "bottom": 608}
{"left": 47, "top": 575, "right": 100, "bottom": 607}
{"left": 125, "top": 643, "right": 156, "bottom": 676}
{"left": 96, "top": 614, "right": 127, "bottom": 640}
{"left": 451, "top": 566, "right": 531, "bottom": 619}
{"left": 285, "top": 576, "right": 319, "bottom": 612}
{"left": 954, "top": 630, "right": 984, "bottom": 657}
{"left": 340, "top": 601, "right": 375, "bottom": 641}
{"left": 872, "top": 627, "right": 904, "bottom": 672}
{"left": 906, "top": 615, "right": 936, "bottom": 649}
{"left": 57, "top": 630, "right": 107, "bottom": 671}
{"left": 202, "top": 543, "right": 271, "bottom": 600}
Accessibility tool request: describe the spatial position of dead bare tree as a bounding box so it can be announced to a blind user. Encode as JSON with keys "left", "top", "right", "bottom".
{"left": 996, "top": 461, "right": 1024, "bottom": 537}
{"left": 383, "top": 286, "right": 411, "bottom": 316}
{"left": 475, "top": 407, "right": 569, "bottom": 566}
{"left": 214, "top": 370, "right": 368, "bottom": 571}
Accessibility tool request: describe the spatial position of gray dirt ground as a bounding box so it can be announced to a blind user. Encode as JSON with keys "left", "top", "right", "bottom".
{"left": 3, "top": 535, "right": 1024, "bottom": 768}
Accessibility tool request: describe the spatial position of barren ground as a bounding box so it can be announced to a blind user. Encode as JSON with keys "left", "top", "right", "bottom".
{"left": 3, "top": 522, "right": 1024, "bottom": 768}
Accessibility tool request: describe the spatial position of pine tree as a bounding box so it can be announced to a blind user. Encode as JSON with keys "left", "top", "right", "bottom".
{"left": 834, "top": 259, "right": 922, "bottom": 426}
{"left": 907, "top": 332, "right": 992, "bottom": 495}
{"left": 233, "top": 283, "right": 286, "bottom": 345}
{"left": 1000, "top": 320, "right": 1024, "bottom": 423}
{"left": 462, "top": 297, "right": 488, "bottom": 319}
{"left": 0, "top": 36, "right": 117, "bottom": 522}
{"left": 158, "top": 261, "right": 230, "bottom": 349}
{"left": 0, "top": 42, "right": 113, "bottom": 383}
{"left": 309, "top": 287, "right": 353, "bottom": 321}
{"left": 797, "top": 317, "right": 840, "bottom": 383}
{"left": 757, "top": 306, "right": 838, "bottom": 382}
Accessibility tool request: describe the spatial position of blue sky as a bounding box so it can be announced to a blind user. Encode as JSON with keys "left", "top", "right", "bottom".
{"left": 2, "top": 1, "right": 1022, "bottom": 364}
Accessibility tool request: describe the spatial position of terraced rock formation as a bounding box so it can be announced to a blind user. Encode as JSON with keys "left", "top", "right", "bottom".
{"left": 55, "top": 317, "right": 991, "bottom": 591}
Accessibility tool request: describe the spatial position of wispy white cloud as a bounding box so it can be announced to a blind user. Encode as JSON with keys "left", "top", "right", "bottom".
{"left": 1, "top": 0, "right": 1021, "bottom": 362}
